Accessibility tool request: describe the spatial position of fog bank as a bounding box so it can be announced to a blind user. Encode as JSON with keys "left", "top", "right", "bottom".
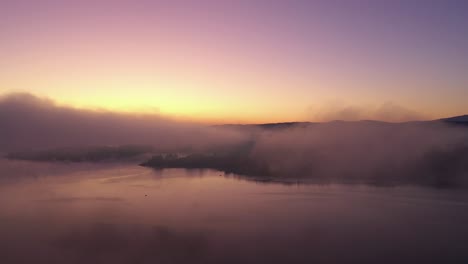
{"left": 249, "top": 121, "right": 468, "bottom": 185}
{"left": 2, "top": 92, "right": 468, "bottom": 186}
{"left": 0, "top": 93, "right": 246, "bottom": 152}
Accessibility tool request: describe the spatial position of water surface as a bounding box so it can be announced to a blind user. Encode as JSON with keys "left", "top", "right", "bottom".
{"left": 1, "top": 159, "right": 468, "bottom": 264}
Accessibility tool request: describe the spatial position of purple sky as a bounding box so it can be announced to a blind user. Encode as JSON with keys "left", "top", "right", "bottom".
{"left": 1, "top": 0, "right": 467, "bottom": 122}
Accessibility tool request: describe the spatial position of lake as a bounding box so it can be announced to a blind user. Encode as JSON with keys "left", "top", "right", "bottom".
{"left": 1, "top": 159, "right": 468, "bottom": 264}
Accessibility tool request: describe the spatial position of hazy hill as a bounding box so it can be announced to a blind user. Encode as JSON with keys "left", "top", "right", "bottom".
{"left": 441, "top": 115, "right": 468, "bottom": 126}
{"left": 218, "top": 115, "right": 468, "bottom": 131}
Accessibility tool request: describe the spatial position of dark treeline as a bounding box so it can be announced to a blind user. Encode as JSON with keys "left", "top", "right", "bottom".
{"left": 141, "top": 153, "right": 270, "bottom": 176}
{"left": 140, "top": 144, "right": 468, "bottom": 188}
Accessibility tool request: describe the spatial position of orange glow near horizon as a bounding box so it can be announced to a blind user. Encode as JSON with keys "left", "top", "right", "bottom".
{"left": 1, "top": 1, "right": 467, "bottom": 123}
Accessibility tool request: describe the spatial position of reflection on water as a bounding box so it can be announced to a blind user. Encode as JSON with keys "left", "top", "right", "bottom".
{"left": 1, "top": 159, "right": 468, "bottom": 264}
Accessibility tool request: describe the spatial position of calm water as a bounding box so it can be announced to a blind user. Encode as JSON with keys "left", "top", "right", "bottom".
{"left": 1, "top": 159, "right": 468, "bottom": 264}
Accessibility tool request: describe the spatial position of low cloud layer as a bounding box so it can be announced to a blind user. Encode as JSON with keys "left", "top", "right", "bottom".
{"left": 0, "top": 93, "right": 245, "bottom": 152}
{"left": 2, "top": 92, "right": 468, "bottom": 186}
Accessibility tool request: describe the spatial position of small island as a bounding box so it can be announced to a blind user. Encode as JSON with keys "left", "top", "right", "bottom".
{"left": 140, "top": 152, "right": 272, "bottom": 177}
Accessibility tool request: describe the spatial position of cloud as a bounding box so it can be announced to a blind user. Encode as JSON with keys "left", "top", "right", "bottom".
{"left": 0, "top": 93, "right": 246, "bottom": 152}
{"left": 307, "top": 101, "right": 428, "bottom": 122}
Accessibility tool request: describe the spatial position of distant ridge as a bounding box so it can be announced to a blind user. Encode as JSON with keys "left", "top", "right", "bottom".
{"left": 440, "top": 115, "right": 468, "bottom": 123}
{"left": 217, "top": 115, "right": 468, "bottom": 130}
{"left": 218, "top": 122, "right": 313, "bottom": 130}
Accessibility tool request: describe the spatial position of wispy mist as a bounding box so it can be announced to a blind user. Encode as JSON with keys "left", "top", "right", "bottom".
{"left": 2, "top": 92, "right": 468, "bottom": 186}
{"left": 0, "top": 93, "right": 246, "bottom": 152}
{"left": 250, "top": 121, "right": 468, "bottom": 186}
{"left": 307, "top": 101, "right": 428, "bottom": 122}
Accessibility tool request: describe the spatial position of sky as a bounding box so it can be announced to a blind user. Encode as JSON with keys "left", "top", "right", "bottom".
{"left": 1, "top": 0, "right": 467, "bottom": 123}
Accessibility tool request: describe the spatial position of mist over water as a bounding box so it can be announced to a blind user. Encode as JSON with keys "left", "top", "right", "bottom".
{"left": 249, "top": 121, "right": 468, "bottom": 186}
{"left": 1, "top": 160, "right": 468, "bottom": 264}
{"left": 2, "top": 93, "right": 468, "bottom": 187}
{"left": 2, "top": 0, "right": 468, "bottom": 263}
{"left": 1, "top": 93, "right": 468, "bottom": 263}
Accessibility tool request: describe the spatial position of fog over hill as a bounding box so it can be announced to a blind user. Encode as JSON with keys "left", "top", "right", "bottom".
{"left": 2, "top": 93, "right": 468, "bottom": 187}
